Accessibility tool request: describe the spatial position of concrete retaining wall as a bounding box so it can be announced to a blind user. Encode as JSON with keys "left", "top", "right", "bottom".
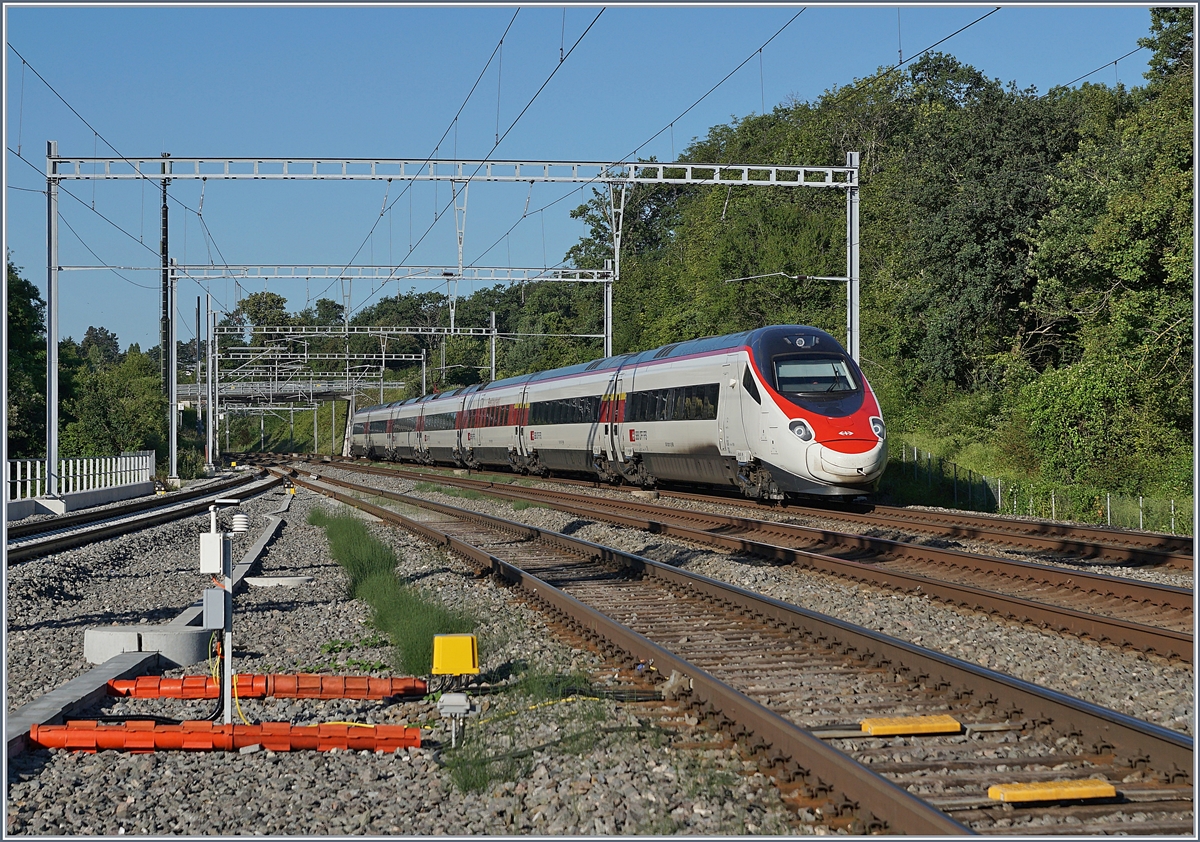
{"left": 7, "top": 480, "right": 156, "bottom": 520}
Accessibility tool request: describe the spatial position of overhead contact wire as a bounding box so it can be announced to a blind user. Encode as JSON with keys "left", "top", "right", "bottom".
{"left": 347, "top": 7, "right": 605, "bottom": 317}
{"left": 314, "top": 9, "right": 521, "bottom": 305}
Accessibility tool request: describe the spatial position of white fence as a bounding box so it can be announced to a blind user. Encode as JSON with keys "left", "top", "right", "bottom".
{"left": 6, "top": 451, "right": 155, "bottom": 501}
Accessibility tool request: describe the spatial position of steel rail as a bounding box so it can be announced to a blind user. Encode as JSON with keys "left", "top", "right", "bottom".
{"left": 6, "top": 473, "right": 256, "bottom": 541}
{"left": 277, "top": 469, "right": 966, "bottom": 834}
{"left": 323, "top": 457, "right": 1192, "bottom": 568}
{"left": 327, "top": 461, "right": 1191, "bottom": 610}
{"left": 305, "top": 463, "right": 1193, "bottom": 662}
{"left": 6, "top": 473, "right": 281, "bottom": 563}
{"left": 282, "top": 468, "right": 1193, "bottom": 832}
{"left": 701, "top": 493, "right": 1194, "bottom": 569}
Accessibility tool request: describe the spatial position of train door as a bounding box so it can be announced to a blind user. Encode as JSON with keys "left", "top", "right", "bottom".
{"left": 454, "top": 394, "right": 467, "bottom": 462}
{"left": 461, "top": 391, "right": 476, "bottom": 458}
{"left": 515, "top": 383, "right": 530, "bottom": 461}
{"left": 721, "top": 354, "right": 748, "bottom": 458}
{"left": 729, "top": 355, "right": 758, "bottom": 460}
{"left": 603, "top": 372, "right": 623, "bottom": 466}
{"left": 614, "top": 371, "right": 633, "bottom": 462}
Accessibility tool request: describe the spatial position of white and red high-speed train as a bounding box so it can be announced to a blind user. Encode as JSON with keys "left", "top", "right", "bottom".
{"left": 348, "top": 326, "right": 887, "bottom": 500}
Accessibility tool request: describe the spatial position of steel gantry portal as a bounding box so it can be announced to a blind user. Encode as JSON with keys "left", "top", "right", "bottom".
{"left": 44, "top": 150, "right": 860, "bottom": 493}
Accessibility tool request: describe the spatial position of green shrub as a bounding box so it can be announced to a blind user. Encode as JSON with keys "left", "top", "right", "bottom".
{"left": 308, "top": 508, "right": 476, "bottom": 675}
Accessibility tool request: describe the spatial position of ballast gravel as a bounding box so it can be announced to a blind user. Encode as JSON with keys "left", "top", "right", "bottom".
{"left": 320, "top": 465, "right": 1193, "bottom": 737}
{"left": 7, "top": 485, "right": 804, "bottom": 836}
{"left": 6, "top": 481, "right": 281, "bottom": 710}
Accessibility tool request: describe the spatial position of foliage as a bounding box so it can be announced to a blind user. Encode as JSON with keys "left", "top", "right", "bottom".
{"left": 7, "top": 258, "right": 46, "bottom": 458}
{"left": 80, "top": 326, "right": 122, "bottom": 367}
{"left": 60, "top": 346, "right": 166, "bottom": 458}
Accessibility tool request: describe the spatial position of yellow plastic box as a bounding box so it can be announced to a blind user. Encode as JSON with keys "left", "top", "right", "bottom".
{"left": 432, "top": 634, "right": 479, "bottom": 675}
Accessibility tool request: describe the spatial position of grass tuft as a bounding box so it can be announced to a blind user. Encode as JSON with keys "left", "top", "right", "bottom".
{"left": 308, "top": 507, "right": 475, "bottom": 675}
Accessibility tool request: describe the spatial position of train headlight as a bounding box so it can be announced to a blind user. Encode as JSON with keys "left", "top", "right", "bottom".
{"left": 789, "top": 419, "right": 814, "bottom": 442}
{"left": 870, "top": 416, "right": 886, "bottom": 440}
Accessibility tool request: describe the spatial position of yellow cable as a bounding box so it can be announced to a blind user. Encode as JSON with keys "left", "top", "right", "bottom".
{"left": 208, "top": 633, "right": 220, "bottom": 684}
{"left": 321, "top": 721, "right": 375, "bottom": 728}
{"left": 232, "top": 674, "right": 251, "bottom": 726}
{"left": 476, "top": 694, "right": 601, "bottom": 726}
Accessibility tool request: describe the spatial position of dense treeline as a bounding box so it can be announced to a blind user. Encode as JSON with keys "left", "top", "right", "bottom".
{"left": 7, "top": 11, "right": 1190, "bottom": 495}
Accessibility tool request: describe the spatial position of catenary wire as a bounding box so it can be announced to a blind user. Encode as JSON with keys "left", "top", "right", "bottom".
{"left": 1051, "top": 45, "right": 1146, "bottom": 93}
{"left": 345, "top": 8, "right": 605, "bottom": 318}
{"left": 8, "top": 144, "right": 233, "bottom": 313}
{"left": 311, "top": 9, "right": 521, "bottom": 305}
{"left": 467, "top": 9, "right": 808, "bottom": 268}
{"left": 6, "top": 42, "right": 236, "bottom": 303}
{"left": 57, "top": 213, "right": 159, "bottom": 290}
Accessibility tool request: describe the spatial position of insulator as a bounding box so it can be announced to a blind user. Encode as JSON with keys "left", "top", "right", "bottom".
{"left": 231, "top": 513, "right": 251, "bottom": 534}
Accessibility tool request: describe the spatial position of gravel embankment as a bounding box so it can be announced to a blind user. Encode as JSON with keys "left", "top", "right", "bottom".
{"left": 318, "top": 466, "right": 1193, "bottom": 736}
{"left": 7, "top": 487, "right": 803, "bottom": 836}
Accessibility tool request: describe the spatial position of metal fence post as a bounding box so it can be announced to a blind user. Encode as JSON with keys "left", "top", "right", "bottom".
{"left": 1051, "top": 490, "right": 1056, "bottom": 521}
{"left": 998, "top": 478, "right": 1002, "bottom": 513}
{"left": 1171, "top": 499, "right": 1175, "bottom": 534}
{"left": 1139, "top": 496, "right": 1143, "bottom": 531}
{"left": 1107, "top": 493, "right": 1111, "bottom": 526}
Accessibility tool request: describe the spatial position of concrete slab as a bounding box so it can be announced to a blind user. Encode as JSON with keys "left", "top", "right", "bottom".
{"left": 83, "top": 626, "right": 215, "bottom": 668}
{"left": 7, "top": 480, "right": 155, "bottom": 521}
{"left": 6, "top": 652, "right": 160, "bottom": 758}
{"left": 82, "top": 628, "right": 141, "bottom": 663}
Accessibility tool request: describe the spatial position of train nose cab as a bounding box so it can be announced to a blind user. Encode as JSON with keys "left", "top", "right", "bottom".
{"left": 748, "top": 328, "right": 887, "bottom": 493}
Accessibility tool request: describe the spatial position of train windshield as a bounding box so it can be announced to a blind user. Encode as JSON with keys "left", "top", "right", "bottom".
{"left": 773, "top": 355, "right": 858, "bottom": 396}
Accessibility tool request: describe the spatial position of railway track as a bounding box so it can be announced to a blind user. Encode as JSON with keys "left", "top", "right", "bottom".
{"left": 300, "top": 461, "right": 1194, "bottom": 664}
{"left": 316, "top": 456, "right": 1192, "bottom": 570}
{"left": 6, "top": 471, "right": 279, "bottom": 563}
{"left": 281, "top": 468, "right": 1194, "bottom": 835}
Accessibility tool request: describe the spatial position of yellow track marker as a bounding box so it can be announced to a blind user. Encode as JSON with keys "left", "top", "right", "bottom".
{"left": 988, "top": 779, "right": 1117, "bottom": 803}
{"left": 859, "top": 714, "right": 961, "bottom": 736}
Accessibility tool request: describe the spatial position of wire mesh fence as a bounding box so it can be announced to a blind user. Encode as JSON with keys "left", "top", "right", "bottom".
{"left": 880, "top": 441, "right": 1193, "bottom": 536}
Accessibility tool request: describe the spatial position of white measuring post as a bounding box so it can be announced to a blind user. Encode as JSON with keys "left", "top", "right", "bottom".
{"left": 200, "top": 498, "right": 246, "bottom": 726}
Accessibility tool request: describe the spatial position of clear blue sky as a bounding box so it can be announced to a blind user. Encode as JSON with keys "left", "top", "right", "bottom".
{"left": 5, "top": 4, "right": 1156, "bottom": 350}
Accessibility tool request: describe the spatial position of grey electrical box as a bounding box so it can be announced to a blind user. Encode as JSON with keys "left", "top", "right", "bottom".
{"left": 200, "top": 533, "right": 231, "bottom": 574}
{"left": 203, "top": 588, "right": 226, "bottom": 629}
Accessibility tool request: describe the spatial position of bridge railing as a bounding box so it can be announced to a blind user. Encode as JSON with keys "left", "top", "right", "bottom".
{"left": 6, "top": 451, "right": 156, "bottom": 501}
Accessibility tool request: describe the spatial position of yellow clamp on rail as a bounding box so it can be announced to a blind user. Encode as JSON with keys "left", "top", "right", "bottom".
{"left": 988, "top": 779, "right": 1117, "bottom": 803}
{"left": 859, "top": 714, "right": 962, "bottom": 736}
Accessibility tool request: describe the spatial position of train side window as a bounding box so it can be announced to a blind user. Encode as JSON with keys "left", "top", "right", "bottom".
{"left": 742, "top": 368, "right": 761, "bottom": 404}
{"left": 703, "top": 383, "right": 720, "bottom": 419}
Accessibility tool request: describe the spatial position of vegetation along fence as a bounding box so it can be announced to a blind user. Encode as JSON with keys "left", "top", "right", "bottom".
{"left": 6, "top": 451, "right": 155, "bottom": 501}
{"left": 880, "top": 442, "right": 1193, "bottom": 537}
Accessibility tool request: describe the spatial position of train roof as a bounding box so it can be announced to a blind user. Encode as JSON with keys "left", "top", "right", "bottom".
{"left": 354, "top": 327, "right": 841, "bottom": 416}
